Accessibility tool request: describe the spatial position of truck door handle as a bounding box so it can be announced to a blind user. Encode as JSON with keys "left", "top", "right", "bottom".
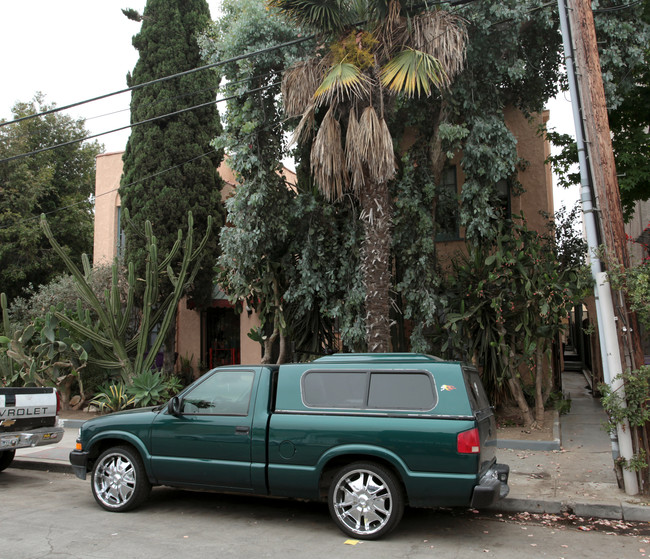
{"left": 235, "top": 426, "right": 250, "bottom": 435}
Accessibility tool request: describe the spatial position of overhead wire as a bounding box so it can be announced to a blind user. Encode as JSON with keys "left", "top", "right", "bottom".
{"left": 1, "top": 1, "right": 479, "bottom": 164}
{"left": 0, "top": 35, "right": 314, "bottom": 129}
{"left": 593, "top": 0, "right": 644, "bottom": 13}
{"left": 0, "top": 81, "right": 280, "bottom": 164}
{"left": 83, "top": 70, "right": 277, "bottom": 123}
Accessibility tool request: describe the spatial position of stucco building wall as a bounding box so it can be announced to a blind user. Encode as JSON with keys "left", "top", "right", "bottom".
{"left": 93, "top": 152, "right": 124, "bottom": 265}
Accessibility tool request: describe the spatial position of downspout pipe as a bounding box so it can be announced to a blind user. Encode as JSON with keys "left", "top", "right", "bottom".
{"left": 557, "top": 0, "right": 638, "bottom": 495}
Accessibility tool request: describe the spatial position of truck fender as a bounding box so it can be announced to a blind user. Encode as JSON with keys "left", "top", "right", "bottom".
{"left": 315, "top": 444, "right": 410, "bottom": 483}
{"left": 86, "top": 431, "right": 156, "bottom": 483}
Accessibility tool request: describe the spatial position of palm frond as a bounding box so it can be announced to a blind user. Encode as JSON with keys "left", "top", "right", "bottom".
{"left": 374, "top": 13, "right": 409, "bottom": 63}
{"left": 267, "top": 0, "right": 347, "bottom": 33}
{"left": 385, "top": 0, "right": 402, "bottom": 35}
{"left": 311, "top": 106, "right": 348, "bottom": 201}
{"left": 380, "top": 47, "right": 447, "bottom": 96}
{"left": 289, "top": 102, "right": 316, "bottom": 146}
{"left": 412, "top": 10, "right": 467, "bottom": 81}
{"left": 358, "top": 106, "right": 396, "bottom": 184}
{"left": 282, "top": 58, "right": 322, "bottom": 117}
{"left": 345, "top": 109, "right": 364, "bottom": 194}
{"left": 314, "top": 62, "right": 372, "bottom": 106}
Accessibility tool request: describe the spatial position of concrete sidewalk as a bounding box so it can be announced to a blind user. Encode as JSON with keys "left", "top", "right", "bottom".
{"left": 10, "top": 371, "right": 650, "bottom": 522}
{"left": 494, "top": 371, "right": 649, "bottom": 521}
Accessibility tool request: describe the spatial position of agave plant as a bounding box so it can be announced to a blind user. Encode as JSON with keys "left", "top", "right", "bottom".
{"left": 90, "top": 383, "right": 135, "bottom": 414}
{"left": 127, "top": 369, "right": 182, "bottom": 407}
{"left": 268, "top": 0, "right": 467, "bottom": 351}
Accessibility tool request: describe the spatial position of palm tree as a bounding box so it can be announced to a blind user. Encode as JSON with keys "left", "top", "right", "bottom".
{"left": 268, "top": 0, "right": 467, "bottom": 351}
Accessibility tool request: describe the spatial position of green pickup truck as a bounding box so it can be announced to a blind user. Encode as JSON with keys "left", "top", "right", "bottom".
{"left": 70, "top": 353, "right": 509, "bottom": 539}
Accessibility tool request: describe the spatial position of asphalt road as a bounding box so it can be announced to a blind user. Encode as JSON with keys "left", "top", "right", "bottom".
{"left": 1, "top": 468, "right": 647, "bottom": 559}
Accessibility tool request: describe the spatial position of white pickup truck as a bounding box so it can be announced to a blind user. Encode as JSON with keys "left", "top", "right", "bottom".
{"left": 0, "top": 387, "right": 65, "bottom": 471}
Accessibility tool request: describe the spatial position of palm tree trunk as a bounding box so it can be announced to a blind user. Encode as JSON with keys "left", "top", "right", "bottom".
{"left": 359, "top": 180, "right": 393, "bottom": 352}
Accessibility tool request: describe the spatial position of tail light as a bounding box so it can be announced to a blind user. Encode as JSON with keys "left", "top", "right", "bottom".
{"left": 55, "top": 389, "right": 62, "bottom": 414}
{"left": 457, "top": 427, "right": 480, "bottom": 454}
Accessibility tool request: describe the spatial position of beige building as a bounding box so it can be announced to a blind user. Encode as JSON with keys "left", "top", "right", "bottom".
{"left": 93, "top": 108, "right": 555, "bottom": 373}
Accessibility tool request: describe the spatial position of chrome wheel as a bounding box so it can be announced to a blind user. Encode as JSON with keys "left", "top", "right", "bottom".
{"left": 91, "top": 446, "right": 150, "bottom": 512}
{"left": 328, "top": 462, "right": 404, "bottom": 539}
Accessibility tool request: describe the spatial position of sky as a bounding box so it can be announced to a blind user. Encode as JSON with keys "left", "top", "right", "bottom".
{"left": 0, "top": 0, "right": 580, "bottom": 212}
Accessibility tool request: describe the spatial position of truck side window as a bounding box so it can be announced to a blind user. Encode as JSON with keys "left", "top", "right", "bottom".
{"left": 463, "top": 368, "right": 491, "bottom": 412}
{"left": 182, "top": 370, "right": 255, "bottom": 416}
{"left": 367, "top": 373, "right": 437, "bottom": 411}
{"left": 302, "top": 371, "right": 367, "bottom": 408}
{"left": 302, "top": 371, "right": 437, "bottom": 411}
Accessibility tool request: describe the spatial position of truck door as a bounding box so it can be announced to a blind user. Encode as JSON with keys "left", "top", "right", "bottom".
{"left": 150, "top": 368, "right": 258, "bottom": 490}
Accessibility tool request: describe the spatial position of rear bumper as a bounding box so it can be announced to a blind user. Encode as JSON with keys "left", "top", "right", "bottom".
{"left": 69, "top": 450, "right": 90, "bottom": 480}
{"left": 0, "top": 424, "right": 65, "bottom": 451}
{"left": 470, "top": 463, "right": 510, "bottom": 508}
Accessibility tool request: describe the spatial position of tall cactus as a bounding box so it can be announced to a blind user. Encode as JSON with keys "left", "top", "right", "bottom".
{"left": 40, "top": 211, "right": 212, "bottom": 382}
{"left": 1, "top": 293, "right": 10, "bottom": 336}
{"left": 0, "top": 293, "right": 16, "bottom": 383}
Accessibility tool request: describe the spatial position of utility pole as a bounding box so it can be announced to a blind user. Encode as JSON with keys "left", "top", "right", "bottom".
{"left": 557, "top": 0, "right": 639, "bottom": 495}
{"left": 569, "top": 0, "right": 644, "bottom": 372}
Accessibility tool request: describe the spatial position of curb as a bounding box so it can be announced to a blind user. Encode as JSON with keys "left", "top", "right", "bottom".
{"left": 623, "top": 502, "right": 650, "bottom": 522}
{"left": 497, "top": 412, "right": 561, "bottom": 451}
{"left": 10, "top": 458, "right": 73, "bottom": 475}
{"left": 490, "top": 496, "right": 650, "bottom": 522}
{"left": 490, "top": 497, "right": 565, "bottom": 515}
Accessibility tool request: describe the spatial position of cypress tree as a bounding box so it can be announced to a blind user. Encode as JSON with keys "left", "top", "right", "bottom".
{"left": 119, "top": 0, "right": 224, "bottom": 371}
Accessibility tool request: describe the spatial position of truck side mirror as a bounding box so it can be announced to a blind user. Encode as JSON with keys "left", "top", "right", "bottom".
{"left": 168, "top": 396, "right": 182, "bottom": 416}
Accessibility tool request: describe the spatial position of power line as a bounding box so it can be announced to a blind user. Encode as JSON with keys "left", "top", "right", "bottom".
{"left": 593, "top": 0, "right": 644, "bottom": 13}
{"left": 2, "top": 0, "right": 557, "bottom": 226}
{"left": 84, "top": 71, "right": 276, "bottom": 123}
{"left": 0, "top": 35, "right": 314, "bottom": 129}
{"left": 0, "top": 82, "right": 280, "bottom": 164}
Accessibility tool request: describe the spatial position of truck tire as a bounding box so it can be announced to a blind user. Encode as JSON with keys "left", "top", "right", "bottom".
{"left": 0, "top": 450, "right": 15, "bottom": 472}
{"left": 91, "top": 445, "right": 151, "bottom": 512}
{"left": 328, "top": 461, "right": 404, "bottom": 540}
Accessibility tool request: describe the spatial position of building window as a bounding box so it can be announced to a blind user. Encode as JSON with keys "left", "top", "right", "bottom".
{"left": 495, "top": 179, "right": 511, "bottom": 219}
{"left": 436, "top": 166, "right": 460, "bottom": 241}
{"left": 116, "top": 206, "right": 126, "bottom": 259}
